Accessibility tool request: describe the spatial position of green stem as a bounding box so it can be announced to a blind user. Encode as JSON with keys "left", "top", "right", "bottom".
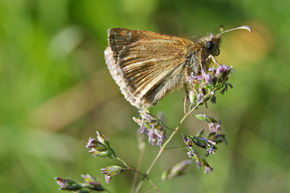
{"left": 117, "top": 156, "right": 145, "bottom": 178}
{"left": 131, "top": 144, "right": 146, "bottom": 193}
{"left": 116, "top": 157, "right": 130, "bottom": 169}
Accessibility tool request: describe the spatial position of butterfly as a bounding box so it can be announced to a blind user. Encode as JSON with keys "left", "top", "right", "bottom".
{"left": 104, "top": 26, "right": 251, "bottom": 109}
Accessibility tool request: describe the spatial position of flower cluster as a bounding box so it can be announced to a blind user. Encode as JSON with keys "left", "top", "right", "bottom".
{"left": 85, "top": 131, "right": 129, "bottom": 184}
{"left": 194, "top": 114, "right": 221, "bottom": 134}
{"left": 183, "top": 114, "right": 227, "bottom": 173}
{"left": 183, "top": 136, "right": 213, "bottom": 174}
{"left": 189, "top": 135, "right": 217, "bottom": 156}
{"left": 100, "top": 166, "right": 125, "bottom": 184}
{"left": 188, "top": 64, "right": 233, "bottom": 106}
{"left": 195, "top": 114, "right": 227, "bottom": 145}
{"left": 81, "top": 174, "right": 105, "bottom": 191}
{"left": 133, "top": 110, "right": 166, "bottom": 146}
{"left": 86, "top": 131, "right": 116, "bottom": 159}
{"left": 55, "top": 177, "right": 82, "bottom": 191}
{"left": 55, "top": 174, "right": 105, "bottom": 192}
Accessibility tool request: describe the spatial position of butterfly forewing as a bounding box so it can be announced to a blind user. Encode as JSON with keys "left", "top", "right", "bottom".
{"left": 105, "top": 28, "right": 195, "bottom": 108}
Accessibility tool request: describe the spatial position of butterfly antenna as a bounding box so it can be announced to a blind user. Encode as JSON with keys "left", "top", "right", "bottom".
{"left": 216, "top": 25, "right": 252, "bottom": 36}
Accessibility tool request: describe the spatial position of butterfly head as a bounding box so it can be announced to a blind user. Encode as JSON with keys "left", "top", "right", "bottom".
{"left": 201, "top": 25, "right": 252, "bottom": 58}
{"left": 201, "top": 34, "right": 221, "bottom": 57}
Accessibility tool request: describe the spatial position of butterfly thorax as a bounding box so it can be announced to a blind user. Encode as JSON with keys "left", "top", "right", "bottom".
{"left": 186, "top": 34, "right": 221, "bottom": 76}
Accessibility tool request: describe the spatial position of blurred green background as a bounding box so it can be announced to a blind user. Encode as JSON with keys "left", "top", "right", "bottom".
{"left": 1, "top": 0, "right": 290, "bottom": 192}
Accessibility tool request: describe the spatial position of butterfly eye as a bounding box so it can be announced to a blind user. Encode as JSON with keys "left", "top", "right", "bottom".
{"left": 206, "top": 41, "right": 214, "bottom": 50}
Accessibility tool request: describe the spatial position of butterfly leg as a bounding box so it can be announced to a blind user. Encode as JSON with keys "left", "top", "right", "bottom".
{"left": 208, "top": 55, "right": 222, "bottom": 66}
{"left": 198, "top": 50, "right": 203, "bottom": 70}
{"left": 183, "top": 84, "right": 189, "bottom": 114}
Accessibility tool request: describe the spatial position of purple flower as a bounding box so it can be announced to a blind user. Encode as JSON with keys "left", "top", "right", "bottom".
{"left": 133, "top": 110, "right": 167, "bottom": 146}
{"left": 195, "top": 159, "right": 202, "bottom": 169}
{"left": 55, "top": 177, "right": 81, "bottom": 191}
{"left": 55, "top": 175, "right": 105, "bottom": 192}
{"left": 188, "top": 73, "right": 202, "bottom": 83}
{"left": 86, "top": 137, "right": 96, "bottom": 149}
{"left": 184, "top": 135, "right": 216, "bottom": 173}
{"left": 204, "top": 166, "right": 213, "bottom": 174}
{"left": 187, "top": 64, "right": 233, "bottom": 106}
{"left": 208, "top": 122, "right": 221, "bottom": 134}
{"left": 81, "top": 174, "right": 105, "bottom": 191}
{"left": 86, "top": 131, "right": 116, "bottom": 159}
{"left": 196, "top": 93, "right": 204, "bottom": 103}
{"left": 206, "top": 146, "right": 216, "bottom": 157}
{"left": 217, "top": 64, "right": 232, "bottom": 74}
{"left": 201, "top": 69, "right": 214, "bottom": 84}
{"left": 148, "top": 130, "right": 157, "bottom": 145}
{"left": 100, "top": 166, "right": 125, "bottom": 184}
{"left": 104, "top": 175, "right": 110, "bottom": 184}
{"left": 208, "top": 67, "right": 217, "bottom": 76}
{"left": 208, "top": 133, "right": 227, "bottom": 145}
{"left": 187, "top": 151, "right": 194, "bottom": 158}
{"left": 183, "top": 136, "right": 193, "bottom": 149}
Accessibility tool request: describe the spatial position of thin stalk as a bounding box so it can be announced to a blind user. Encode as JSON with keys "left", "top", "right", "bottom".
{"left": 116, "top": 157, "right": 130, "bottom": 169}
{"left": 131, "top": 146, "right": 146, "bottom": 193}
{"left": 147, "top": 178, "right": 160, "bottom": 193}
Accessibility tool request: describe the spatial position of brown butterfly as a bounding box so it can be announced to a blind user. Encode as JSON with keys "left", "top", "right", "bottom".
{"left": 104, "top": 26, "right": 251, "bottom": 109}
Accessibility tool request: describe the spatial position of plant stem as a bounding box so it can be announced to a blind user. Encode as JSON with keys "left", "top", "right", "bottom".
{"left": 131, "top": 146, "right": 145, "bottom": 193}
{"left": 116, "top": 157, "right": 130, "bottom": 169}
{"left": 117, "top": 156, "right": 145, "bottom": 179}
{"left": 147, "top": 178, "right": 160, "bottom": 193}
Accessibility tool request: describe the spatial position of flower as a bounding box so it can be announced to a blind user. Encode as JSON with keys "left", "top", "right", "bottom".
{"left": 194, "top": 114, "right": 222, "bottom": 134}
{"left": 55, "top": 175, "right": 105, "bottom": 192}
{"left": 208, "top": 121, "right": 221, "bottom": 134}
{"left": 187, "top": 64, "right": 233, "bottom": 106}
{"left": 81, "top": 174, "right": 105, "bottom": 191}
{"left": 55, "top": 177, "right": 81, "bottom": 191}
{"left": 195, "top": 159, "right": 202, "bottom": 169}
{"left": 100, "top": 166, "right": 125, "bottom": 184}
{"left": 86, "top": 131, "right": 116, "bottom": 159}
{"left": 183, "top": 135, "right": 214, "bottom": 173}
{"left": 204, "top": 166, "right": 213, "bottom": 174}
{"left": 207, "top": 133, "right": 227, "bottom": 145}
{"left": 205, "top": 146, "right": 216, "bottom": 157}
{"left": 133, "top": 110, "right": 166, "bottom": 146}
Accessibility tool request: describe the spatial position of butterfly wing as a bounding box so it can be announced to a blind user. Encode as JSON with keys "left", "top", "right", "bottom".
{"left": 105, "top": 28, "right": 194, "bottom": 108}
